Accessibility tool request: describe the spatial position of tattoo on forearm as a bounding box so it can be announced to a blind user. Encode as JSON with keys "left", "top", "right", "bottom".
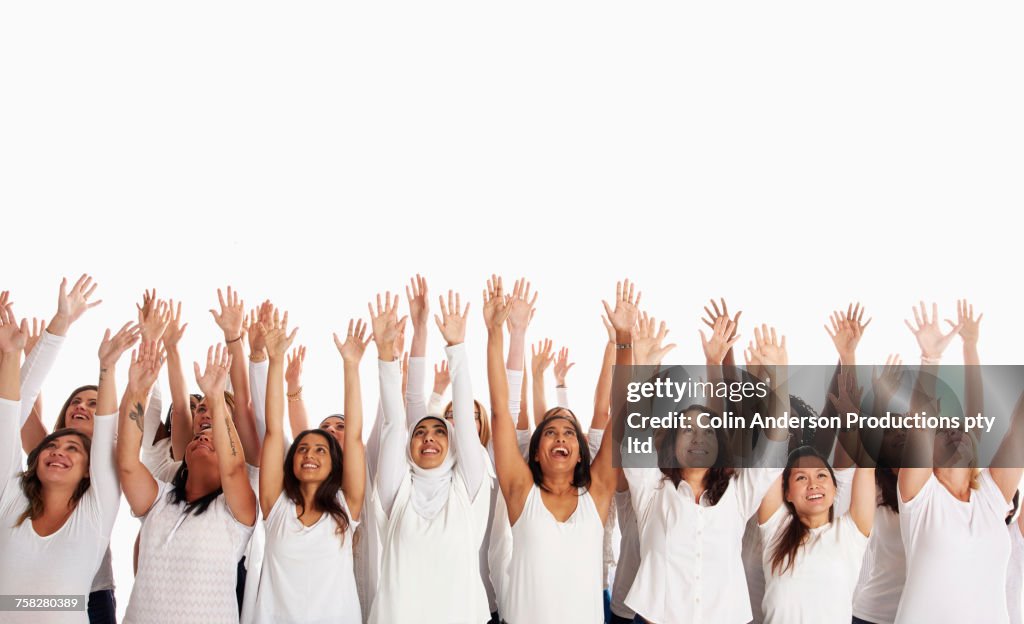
{"left": 99, "top": 367, "right": 108, "bottom": 381}
{"left": 129, "top": 402, "right": 144, "bottom": 433}
{"left": 226, "top": 418, "right": 238, "bottom": 457}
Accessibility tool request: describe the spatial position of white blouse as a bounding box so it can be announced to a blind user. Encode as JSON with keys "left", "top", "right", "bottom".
{"left": 895, "top": 470, "right": 1013, "bottom": 624}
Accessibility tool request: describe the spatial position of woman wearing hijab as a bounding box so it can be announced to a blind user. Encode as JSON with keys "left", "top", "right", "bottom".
{"left": 369, "top": 290, "right": 491, "bottom": 624}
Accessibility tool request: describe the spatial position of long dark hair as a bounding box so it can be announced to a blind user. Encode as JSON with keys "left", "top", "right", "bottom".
{"left": 769, "top": 446, "right": 837, "bottom": 576}
{"left": 876, "top": 468, "right": 899, "bottom": 513}
{"left": 657, "top": 405, "right": 736, "bottom": 506}
{"left": 528, "top": 411, "right": 592, "bottom": 492}
{"left": 283, "top": 430, "right": 350, "bottom": 542}
{"left": 168, "top": 460, "right": 223, "bottom": 516}
{"left": 18, "top": 429, "right": 93, "bottom": 526}
{"left": 54, "top": 385, "right": 98, "bottom": 430}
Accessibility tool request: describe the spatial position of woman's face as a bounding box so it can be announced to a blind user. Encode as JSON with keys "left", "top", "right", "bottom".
{"left": 193, "top": 398, "right": 213, "bottom": 434}
{"left": 319, "top": 417, "right": 346, "bottom": 450}
{"left": 410, "top": 418, "right": 449, "bottom": 469}
{"left": 786, "top": 455, "right": 836, "bottom": 518}
{"left": 534, "top": 416, "right": 581, "bottom": 474}
{"left": 674, "top": 409, "right": 719, "bottom": 468}
{"left": 183, "top": 429, "right": 219, "bottom": 479}
{"left": 37, "top": 434, "right": 89, "bottom": 486}
{"left": 879, "top": 421, "right": 908, "bottom": 466}
{"left": 934, "top": 426, "right": 975, "bottom": 468}
{"left": 444, "top": 403, "right": 482, "bottom": 438}
{"left": 292, "top": 433, "right": 333, "bottom": 483}
{"left": 63, "top": 389, "right": 98, "bottom": 435}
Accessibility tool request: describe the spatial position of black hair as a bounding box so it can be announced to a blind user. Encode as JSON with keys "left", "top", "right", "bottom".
{"left": 284, "top": 430, "right": 350, "bottom": 542}
{"left": 527, "top": 410, "right": 592, "bottom": 492}
{"left": 168, "top": 460, "right": 223, "bottom": 516}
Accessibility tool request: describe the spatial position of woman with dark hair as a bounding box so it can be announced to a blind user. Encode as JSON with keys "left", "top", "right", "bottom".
{"left": 486, "top": 277, "right": 620, "bottom": 624}
{"left": 624, "top": 314, "right": 790, "bottom": 624}
{"left": 250, "top": 313, "right": 367, "bottom": 623}
{"left": 757, "top": 446, "right": 875, "bottom": 623}
{"left": 371, "top": 289, "right": 492, "bottom": 624}
{"left": 119, "top": 343, "right": 257, "bottom": 624}
{"left": 0, "top": 303, "right": 132, "bottom": 624}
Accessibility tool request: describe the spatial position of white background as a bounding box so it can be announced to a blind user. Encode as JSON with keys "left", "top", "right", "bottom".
{"left": 2, "top": 1, "right": 1021, "bottom": 618}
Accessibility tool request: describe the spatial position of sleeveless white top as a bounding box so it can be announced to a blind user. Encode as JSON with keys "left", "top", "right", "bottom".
{"left": 251, "top": 491, "right": 360, "bottom": 623}
{"left": 369, "top": 471, "right": 491, "bottom": 624}
{"left": 506, "top": 484, "right": 604, "bottom": 624}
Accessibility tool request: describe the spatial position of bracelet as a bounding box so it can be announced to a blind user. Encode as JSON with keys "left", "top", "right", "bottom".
{"left": 616, "top": 343, "right": 633, "bottom": 350}
{"left": 287, "top": 386, "right": 303, "bottom": 399}
{"left": 921, "top": 355, "right": 941, "bottom": 365}
{"left": 249, "top": 352, "right": 267, "bottom": 363}
{"left": 226, "top": 334, "right": 243, "bottom": 344}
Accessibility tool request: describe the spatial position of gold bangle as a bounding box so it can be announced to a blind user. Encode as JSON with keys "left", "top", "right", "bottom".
{"left": 287, "top": 387, "right": 303, "bottom": 400}
{"left": 249, "top": 352, "right": 267, "bottom": 363}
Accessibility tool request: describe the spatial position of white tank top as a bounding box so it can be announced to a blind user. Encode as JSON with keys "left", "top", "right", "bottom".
{"left": 506, "top": 484, "right": 604, "bottom": 624}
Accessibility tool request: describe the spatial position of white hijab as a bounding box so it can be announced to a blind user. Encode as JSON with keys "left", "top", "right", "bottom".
{"left": 406, "top": 416, "right": 457, "bottom": 520}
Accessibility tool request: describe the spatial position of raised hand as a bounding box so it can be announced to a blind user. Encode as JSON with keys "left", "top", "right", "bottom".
{"left": 700, "top": 314, "right": 741, "bottom": 365}
{"left": 905, "top": 301, "right": 960, "bottom": 361}
{"left": 127, "top": 339, "right": 167, "bottom": 395}
{"left": 434, "top": 290, "right": 470, "bottom": 346}
{"left": 871, "top": 354, "right": 904, "bottom": 402}
{"left": 193, "top": 344, "right": 233, "bottom": 396}
{"left": 163, "top": 299, "right": 189, "bottom": 349}
{"left": 946, "top": 299, "right": 982, "bottom": 346}
{"left": 98, "top": 322, "right": 142, "bottom": 368}
{"left": 432, "top": 360, "right": 451, "bottom": 395}
{"left": 406, "top": 274, "right": 430, "bottom": 329}
{"left": 828, "top": 368, "right": 863, "bottom": 416}
{"left": 601, "top": 279, "right": 642, "bottom": 336}
{"left": 553, "top": 347, "right": 575, "bottom": 386}
{"left": 506, "top": 278, "right": 537, "bottom": 334}
{"left": 333, "top": 319, "right": 371, "bottom": 365}
{"left": 210, "top": 286, "right": 245, "bottom": 342}
{"left": 701, "top": 298, "right": 742, "bottom": 340}
{"left": 531, "top": 339, "right": 555, "bottom": 378}
{"left": 824, "top": 302, "right": 871, "bottom": 363}
{"left": 25, "top": 318, "right": 47, "bottom": 355}
{"left": 48, "top": 274, "right": 102, "bottom": 336}
{"left": 633, "top": 312, "right": 676, "bottom": 366}
{"left": 749, "top": 324, "right": 788, "bottom": 367}
{"left": 262, "top": 309, "right": 298, "bottom": 360}
{"left": 0, "top": 304, "right": 28, "bottom": 354}
{"left": 482, "top": 275, "right": 512, "bottom": 332}
{"left": 138, "top": 293, "right": 171, "bottom": 343}
{"left": 601, "top": 314, "right": 615, "bottom": 344}
{"left": 369, "top": 292, "right": 407, "bottom": 360}
{"left": 285, "top": 345, "right": 306, "bottom": 385}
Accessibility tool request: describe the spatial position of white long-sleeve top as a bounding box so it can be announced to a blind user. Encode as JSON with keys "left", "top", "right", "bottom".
{"left": 0, "top": 400, "right": 120, "bottom": 623}
{"left": 19, "top": 330, "right": 64, "bottom": 427}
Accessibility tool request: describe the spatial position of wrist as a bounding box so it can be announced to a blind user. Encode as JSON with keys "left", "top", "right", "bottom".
{"left": 47, "top": 313, "right": 71, "bottom": 336}
{"left": 446, "top": 339, "right": 464, "bottom": 347}
{"left": 921, "top": 354, "right": 941, "bottom": 365}
{"left": 249, "top": 350, "right": 267, "bottom": 363}
{"left": 224, "top": 331, "right": 243, "bottom": 344}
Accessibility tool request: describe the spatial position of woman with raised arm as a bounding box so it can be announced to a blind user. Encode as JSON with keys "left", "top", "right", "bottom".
{"left": 486, "top": 276, "right": 618, "bottom": 624}
{"left": 756, "top": 446, "right": 875, "bottom": 623}
{"left": 0, "top": 304, "right": 127, "bottom": 624}
{"left": 120, "top": 344, "right": 258, "bottom": 624}
{"left": 895, "top": 301, "right": 1020, "bottom": 624}
{"left": 624, "top": 298, "right": 790, "bottom": 624}
{"left": 250, "top": 313, "right": 367, "bottom": 623}
{"left": 370, "top": 289, "right": 491, "bottom": 624}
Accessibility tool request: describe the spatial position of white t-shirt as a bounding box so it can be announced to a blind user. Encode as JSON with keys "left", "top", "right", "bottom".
{"left": 370, "top": 472, "right": 491, "bottom": 624}
{"left": 760, "top": 507, "right": 868, "bottom": 624}
{"left": 624, "top": 466, "right": 782, "bottom": 624}
{"left": 0, "top": 402, "right": 120, "bottom": 624}
{"left": 852, "top": 503, "right": 904, "bottom": 624}
{"left": 251, "top": 491, "right": 361, "bottom": 623}
{"left": 125, "top": 481, "right": 255, "bottom": 624}
{"left": 505, "top": 484, "right": 605, "bottom": 624}
{"left": 895, "top": 470, "right": 1013, "bottom": 624}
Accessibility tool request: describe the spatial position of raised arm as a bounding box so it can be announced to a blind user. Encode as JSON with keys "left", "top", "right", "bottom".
{"left": 748, "top": 324, "right": 791, "bottom": 444}
{"left": 899, "top": 301, "right": 961, "bottom": 502}
{"left": 164, "top": 299, "right": 194, "bottom": 460}
{"left": 371, "top": 292, "right": 410, "bottom": 517}
{"left": 259, "top": 310, "right": 298, "bottom": 519}
{"left": 245, "top": 303, "right": 270, "bottom": 442}
{"left": 210, "top": 286, "right": 260, "bottom": 466}
{"left": 335, "top": 319, "right": 370, "bottom": 520}
{"left": 435, "top": 289, "right": 485, "bottom": 500}
{"left": 530, "top": 339, "right": 553, "bottom": 423}
{"left": 195, "top": 344, "right": 258, "bottom": 526}
{"left": 0, "top": 305, "right": 28, "bottom": 491}
{"left": 113, "top": 341, "right": 164, "bottom": 521}
{"left": 285, "top": 346, "right": 309, "bottom": 438}
{"left": 553, "top": 346, "right": 574, "bottom": 409}
{"left": 485, "top": 276, "right": 533, "bottom": 519}
{"left": 428, "top": 360, "right": 449, "bottom": 418}
{"left": 701, "top": 298, "right": 741, "bottom": 371}
{"left": 849, "top": 466, "right": 877, "bottom": 536}
{"left": 405, "top": 275, "right": 430, "bottom": 425}
{"left": 700, "top": 313, "right": 742, "bottom": 423}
